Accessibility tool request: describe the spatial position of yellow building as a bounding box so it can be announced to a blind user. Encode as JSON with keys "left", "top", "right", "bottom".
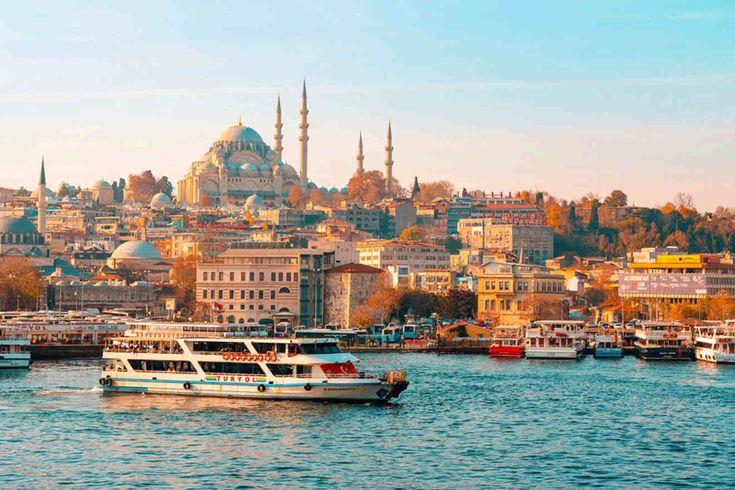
{"left": 477, "top": 261, "right": 568, "bottom": 325}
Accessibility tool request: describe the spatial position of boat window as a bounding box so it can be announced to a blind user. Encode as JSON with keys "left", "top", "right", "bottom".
{"left": 252, "top": 342, "right": 276, "bottom": 354}
{"left": 191, "top": 341, "right": 247, "bottom": 353}
{"left": 129, "top": 360, "right": 196, "bottom": 373}
{"left": 200, "top": 362, "right": 265, "bottom": 375}
{"left": 266, "top": 364, "right": 294, "bottom": 376}
{"left": 297, "top": 343, "right": 341, "bottom": 355}
{"left": 296, "top": 365, "right": 312, "bottom": 376}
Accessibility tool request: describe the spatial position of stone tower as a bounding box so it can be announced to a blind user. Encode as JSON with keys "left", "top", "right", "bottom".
{"left": 37, "top": 157, "right": 47, "bottom": 235}
{"left": 356, "top": 132, "right": 365, "bottom": 174}
{"left": 384, "top": 121, "right": 394, "bottom": 194}
{"left": 299, "top": 80, "right": 309, "bottom": 190}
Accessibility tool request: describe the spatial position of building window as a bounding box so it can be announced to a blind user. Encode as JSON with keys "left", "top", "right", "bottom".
{"left": 258, "top": 290, "right": 264, "bottom": 299}
{"left": 240, "top": 290, "right": 245, "bottom": 299}
{"left": 218, "top": 272, "right": 223, "bottom": 281}
{"left": 271, "top": 272, "right": 276, "bottom": 281}
{"left": 294, "top": 273, "right": 299, "bottom": 282}
{"left": 229, "top": 290, "right": 234, "bottom": 299}
{"left": 258, "top": 304, "right": 264, "bottom": 310}
{"left": 203, "top": 271, "right": 208, "bottom": 281}
{"left": 203, "top": 290, "right": 208, "bottom": 299}
{"left": 249, "top": 291, "right": 255, "bottom": 299}
{"left": 240, "top": 272, "right": 245, "bottom": 281}
{"left": 286, "top": 272, "right": 291, "bottom": 281}
{"left": 229, "top": 272, "right": 234, "bottom": 281}
{"left": 259, "top": 272, "right": 264, "bottom": 281}
{"left": 278, "top": 272, "right": 283, "bottom": 281}
{"left": 218, "top": 290, "right": 223, "bottom": 300}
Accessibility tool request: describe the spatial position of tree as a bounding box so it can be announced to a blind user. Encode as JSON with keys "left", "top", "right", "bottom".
{"left": 309, "top": 188, "right": 330, "bottom": 206}
{"left": 706, "top": 291, "right": 735, "bottom": 321}
{"left": 399, "top": 226, "right": 425, "bottom": 242}
{"left": 439, "top": 289, "right": 477, "bottom": 319}
{"left": 347, "top": 170, "right": 386, "bottom": 203}
{"left": 417, "top": 181, "right": 454, "bottom": 202}
{"left": 158, "top": 176, "right": 173, "bottom": 197}
{"left": 604, "top": 190, "right": 628, "bottom": 207}
{"left": 444, "top": 236, "right": 462, "bottom": 254}
{"left": 127, "top": 170, "right": 160, "bottom": 202}
{"left": 0, "top": 257, "right": 43, "bottom": 310}
{"left": 117, "top": 178, "right": 126, "bottom": 202}
{"left": 521, "top": 294, "right": 567, "bottom": 321}
{"left": 588, "top": 200, "right": 600, "bottom": 231}
{"left": 365, "top": 286, "right": 402, "bottom": 324}
{"left": 288, "top": 186, "right": 307, "bottom": 208}
{"left": 198, "top": 193, "right": 213, "bottom": 208}
{"left": 57, "top": 182, "right": 79, "bottom": 198}
{"left": 398, "top": 289, "right": 440, "bottom": 320}
{"left": 582, "top": 287, "right": 606, "bottom": 307}
{"left": 171, "top": 255, "right": 197, "bottom": 318}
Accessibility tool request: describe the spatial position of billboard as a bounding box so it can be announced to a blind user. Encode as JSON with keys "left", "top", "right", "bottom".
{"left": 619, "top": 273, "right": 707, "bottom": 296}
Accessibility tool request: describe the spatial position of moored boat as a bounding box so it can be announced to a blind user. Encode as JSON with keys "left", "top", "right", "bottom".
{"left": 525, "top": 321, "right": 586, "bottom": 360}
{"left": 0, "top": 328, "right": 31, "bottom": 369}
{"left": 489, "top": 325, "right": 525, "bottom": 358}
{"left": 694, "top": 323, "right": 735, "bottom": 364}
{"left": 593, "top": 331, "right": 623, "bottom": 358}
{"left": 634, "top": 322, "right": 692, "bottom": 361}
{"left": 100, "top": 322, "right": 409, "bottom": 403}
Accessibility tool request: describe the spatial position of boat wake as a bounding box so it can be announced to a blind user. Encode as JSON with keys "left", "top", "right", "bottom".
{"left": 38, "top": 386, "right": 102, "bottom": 395}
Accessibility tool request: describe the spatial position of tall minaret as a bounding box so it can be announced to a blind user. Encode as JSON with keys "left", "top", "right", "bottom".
{"left": 299, "top": 80, "right": 309, "bottom": 190}
{"left": 37, "top": 157, "right": 47, "bottom": 235}
{"left": 384, "top": 121, "right": 394, "bottom": 194}
{"left": 274, "top": 95, "right": 284, "bottom": 163}
{"left": 356, "top": 132, "right": 365, "bottom": 174}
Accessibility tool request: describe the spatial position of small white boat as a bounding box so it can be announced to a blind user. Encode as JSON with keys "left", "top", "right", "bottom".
{"left": 525, "top": 321, "right": 586, "bottom": 359}
{"left": 593, "top": 331, "right": 623, "bottom": 358}
{"left": 694, "top": 323, "right": 735, "bottom": 364}
{"left": 100, "top": 322, "right": 409, "bottom": 403}
{"left": 0, "top": 328, "right": 31, "bottom": 369}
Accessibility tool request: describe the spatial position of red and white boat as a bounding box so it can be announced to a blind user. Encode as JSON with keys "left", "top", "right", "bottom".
{"left": 489, "top": 325, "right": 525, "bottom": 358}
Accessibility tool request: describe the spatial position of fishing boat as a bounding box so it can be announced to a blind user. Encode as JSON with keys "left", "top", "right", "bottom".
{"left": 99, "top": 322, "right": 409, "bottom": 403}
{"left": 0, "top": 328, "right": 31, "bottom": 369}
{"left": 525, "top": 321, "right": 586, "bottom": 360}
{"left": 634, "top": 322, "right": 692, "bottom": 361}
{"left": 593, "top": 330, "right": 623, "bottom": 358}
{"left": 489, "top": 325, "right": 525, "bottom": 358}
{"left": 694, "top": 323, "right": 735, "bottom": 364}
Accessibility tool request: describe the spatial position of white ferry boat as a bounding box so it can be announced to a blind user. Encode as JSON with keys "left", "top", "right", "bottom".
{"left": 593, "top": 331, "right": 624, "bottom": 358}
{"left": 0, "top": 328, "right": 31, "bottom": 369}
{"left": 634, "top": 322, "right": 692, "bottom": 361}
{"left": 100, "top": 322, "right": 409, "bottom": 403}
{"left": 694, "top": 324, "right": 735, "bottom": 364}
{"left": 525, "top": 321, "right": 586, "bottom": 360}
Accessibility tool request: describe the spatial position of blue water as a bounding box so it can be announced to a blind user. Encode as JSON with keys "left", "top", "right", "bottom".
{"left": 1, "top": 354, "right": 734, "bottom": 489}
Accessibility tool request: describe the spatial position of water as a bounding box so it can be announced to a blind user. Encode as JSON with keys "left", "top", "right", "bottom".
{"left": 1, "top": 354, "right": 734, "bottom": 489}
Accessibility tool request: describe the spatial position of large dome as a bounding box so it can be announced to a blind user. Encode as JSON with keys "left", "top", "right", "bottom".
{"left": 92, "top": 180, "right": 111, "bottom": 189}
{"left": 110, "top": 240, "right": 162, "bottom": 260}
{"left": 216, "top": 123, "right": 264, "bottom": 144}
{"left": 0, "top": 216, "right": 37, "bottom": 234}
{"left": 150, "top": 192, "right": 172, "bottom": 210}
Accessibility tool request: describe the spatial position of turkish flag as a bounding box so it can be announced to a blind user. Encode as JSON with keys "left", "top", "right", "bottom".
{"left": 320, "top": 362, "right": 358, "bottom": 376}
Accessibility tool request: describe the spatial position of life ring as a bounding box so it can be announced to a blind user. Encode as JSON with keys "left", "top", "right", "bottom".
{"left": 222, "top": 353, "right": 230, "bottom": 361}
{"left": 257, "top": 384, "right": 266, "bottom": 393}
{"left": 304, "top": 383, "right": 312, "bottom": 391}
{"left": 99, "top": 378, "right": 106, "bottom": 386}
{"left": 183, "top": 382, "right": 191, "bottom": 390}
{"left": 257, "top": 354, "right": 264, "bottom": 362}
{"left": 105, "top": 378, "right": 113, "bottom": 386}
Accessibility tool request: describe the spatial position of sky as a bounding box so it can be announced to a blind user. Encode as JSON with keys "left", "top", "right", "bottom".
{"left": 1, "top": 1, "right": 734, "bottom": 210}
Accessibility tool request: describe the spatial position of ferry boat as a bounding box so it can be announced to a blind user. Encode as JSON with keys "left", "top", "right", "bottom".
{"left": 0, "top": 328, "right": 31, "bottom": 369}
{"left": 100, "top": 322, "right": 409, "bottom": 403}
{"left": 593, "top": 331, "right": 623, "bottom": 358}
{"left": 694, "top": 324, "right": 735, "bottom": 364}
{"left": 525, "top": 321, "right": 586, "bottom": 360}
{"left": 634, "top": 322, "right": 692, "bottom": 361}
{"left": 489, "top": 325, "right": 525, "bottom": 358}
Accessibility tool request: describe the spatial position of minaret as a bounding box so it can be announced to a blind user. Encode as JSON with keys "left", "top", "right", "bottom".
{"left": 299, "top": 80, "right": 309, "bottom": 190}
{"left": 37, "top": 157, "right": 47, "bottom": 235}
{"left": 356, "top": 132, "right": 365, "bottom": 174}
{"left": 384, "top": 121, "right": 394, "bottom": 194}
{"left": 274, "top": 96, "right": 283, "bottom": 163}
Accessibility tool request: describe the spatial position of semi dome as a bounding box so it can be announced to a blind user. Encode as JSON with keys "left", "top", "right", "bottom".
{"left": 150, "top": 192, "right": 172, "bottom": 210}
{"left": 0, "top": 216, "right": 38, "bottom": 234}
{"left": 244, "top": 194, "right": 265, "bottom": 211}
{"left": 216, "top": 123, "right": 264, "bottom": 144}
{"left": 110, "top": 240, "right": 162, "bottom": 261}
{"left": 243, "top": 163, "right": 259, "bottom": 173}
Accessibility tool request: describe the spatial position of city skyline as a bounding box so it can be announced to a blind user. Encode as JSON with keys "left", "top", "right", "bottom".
{"left": 2, "top": 1, "right": 735, "bottom": 209}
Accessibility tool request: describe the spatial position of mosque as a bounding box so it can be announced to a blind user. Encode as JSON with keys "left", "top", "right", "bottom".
{"left": 176, "top": 81, "right": 397, "bottom": 207}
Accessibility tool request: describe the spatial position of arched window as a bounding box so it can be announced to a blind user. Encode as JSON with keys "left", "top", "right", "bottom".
{"left": 217, "top": 315, "right": 223, "bottom": 323}
{"left": 278, "top": 307, "right": 290, "bottom": 313}
{"left": 278, "top": 287, "right": 290, "bottom": 294}
{"left": 238, "top": 318, "right": 245, "bottom": 324}
{"left": 227, "top": 315, "right": 235, "bottom": 324}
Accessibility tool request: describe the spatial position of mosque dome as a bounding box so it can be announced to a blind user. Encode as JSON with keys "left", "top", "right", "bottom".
{"left": 150, "top": 192, "right": 172, "bottom": 210}
{"left": 243, "top": 163, "right": 259, "bottom": 173}
{"left": 216, "top": 122, "right": 264, "bottom": 144}
{"left": 92, "top": 180, "right": 111, "bottom": 189}
{"left": 244, "top": 194, "right": 265, "bottom": 210}
{"left": 30, "top": 187, "right": 56, "bottom": 200}
{"left": 329, "top": 187, "right": 338, "bottom": 193}
{"left": 281, "top": 164, "right": 297, "bottom": 175}
{"left": 258, "top": 163, "right": 272, "bottom": 173}
{"left": 110, "top": 240, "right": 162, "bottom": 261}
{"left": 0, "top": 216, "right": 37, "bottom": 234}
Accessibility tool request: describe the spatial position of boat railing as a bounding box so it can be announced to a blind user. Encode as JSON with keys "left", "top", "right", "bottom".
{"left": 285, "top": 372, "right": 379, "bottom": 380}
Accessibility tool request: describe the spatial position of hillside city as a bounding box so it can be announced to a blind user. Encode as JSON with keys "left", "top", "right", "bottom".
{"left": 2, "top": 88, "right": 735, "bottom": 330}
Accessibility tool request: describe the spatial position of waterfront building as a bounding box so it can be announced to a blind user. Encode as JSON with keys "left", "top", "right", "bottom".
{"left": 324, "top": 263, "right": 385, "bottom": 327}
{"left": 52, "top": 280, "right": 168, "bottom": 315}
{"left": 410, "top": 270, "right": 457, "bottom": 294}
{"left": 356, "top": 239, "right": 450, "bottom": 287}
{"left": 619, "top": 251, "right": 735, "bottom": 317}
{"left": 195, "top": 242, "right": 334, "bottom": 326}
{"left": 477, "top": 261, "right": 568, "bottom": 325}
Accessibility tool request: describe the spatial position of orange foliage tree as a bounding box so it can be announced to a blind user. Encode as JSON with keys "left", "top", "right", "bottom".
{"left": 417, "top": 180, "right": 454, "bottom": 202}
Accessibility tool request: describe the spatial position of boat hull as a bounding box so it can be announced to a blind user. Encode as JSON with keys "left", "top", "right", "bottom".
{"left": 635, "top": 346, "right": 692, "bottom": 361}
{"left": 489, "top": 345, "right": 524, "bottom": 358}
{"left": 100, "top": 375, "right": 408, "bottom": 403}
{"left": 0, "top": 354, "right": 31, "bottom": 369}
{"left": 695, "top": 348, "right": 735, "bottom": 364}
{"left": 593, "top": 347, "right": 623, "bottom": 359}
{"left": 525, "top": 347, "right": 584, "bottom": 360}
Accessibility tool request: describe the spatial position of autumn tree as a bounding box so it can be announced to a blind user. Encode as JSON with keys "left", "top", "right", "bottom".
{"left": 288, "top": 186, "right": 308, "bottom": 208}
{"left": 198, "top": 193, "right": 213, "bottom": 208}
{"left": 417, "top": 180, "right": 454, "bottom": 202}
{"left": 365, "top": 285, "right": 402, "bottom": 324}
{"left": 399, "top": 226, "right": 426, "bottom": 242}
{"left": 127, "top": 170, "right": 162, "bottom": 202}
{"left": 347, "top": 170, "right": 386, "bottom": 203}
{"left": 0, "top": 257, "right": 44, "bottom": 310}
{"left": 706, "top": 291, "right": 735, "bottom": 321}
{"left": 171, "top": 255, "right": 198, "bottom": 318}
{"left": 438, "top": 289, "right": 477, "bottom": 319}
{"left": 604, "top": 190, "right": 628, "bottom": 207}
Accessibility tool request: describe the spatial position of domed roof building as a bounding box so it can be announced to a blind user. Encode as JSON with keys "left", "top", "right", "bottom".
{"left": 30, "top": 187, "right": 57, "bottom": 204}
{"left": 177, "top": 87, "right": 309, "bottom": 208}
{"left": 150, "top": 192, "right": 172, "bottom": 211}
{"left": 107, "top": 240, "right": 170, "bottom": 282}
{"left": 243, "top": 194, "right": 265, "bottom": 212}
{"left": 90, "top": 179, "right": 114, "bottom": 205}
{"left": 0, "top": 216, "right": 50, "bottom": 258}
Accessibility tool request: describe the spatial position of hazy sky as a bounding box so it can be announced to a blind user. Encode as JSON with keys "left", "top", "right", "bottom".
{"left": 2, "top": 1, "right": 734, "bottom": 209}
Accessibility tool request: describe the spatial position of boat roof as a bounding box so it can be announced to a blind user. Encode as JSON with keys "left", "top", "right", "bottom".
{"left": 114, "top": 335, "right": 338, "bottom": 343}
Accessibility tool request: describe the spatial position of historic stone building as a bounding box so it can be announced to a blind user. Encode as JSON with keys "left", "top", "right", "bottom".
{"left": 176, "top": 85, "right": 309, "bottom": 207}
{"left": 324, "top": 263, "right": 385, "bottom": 327}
